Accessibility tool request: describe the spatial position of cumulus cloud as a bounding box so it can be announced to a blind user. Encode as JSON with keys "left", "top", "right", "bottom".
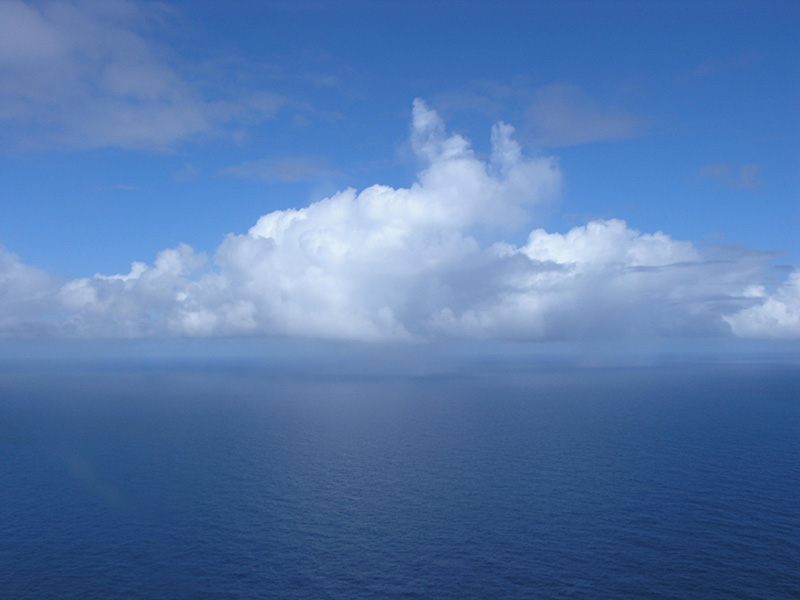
{"left": 0, "top": 100, "right": 798, "bottom": 341}
{"left": 724, "top": 271, "right": 800, "bottom": 339}
{"left": 0, "top": 0, "right": 283, "bottom": 150}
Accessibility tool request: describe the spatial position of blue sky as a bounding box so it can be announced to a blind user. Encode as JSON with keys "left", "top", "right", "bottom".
{"left": 1, "top": 0, "right": 798, "bottom": 345}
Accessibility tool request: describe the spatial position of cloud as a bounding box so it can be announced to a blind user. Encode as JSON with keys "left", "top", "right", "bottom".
{"left": 0, "top": 0, "right": 283, "bottom": 150}
{"left": 0, "top": 100, "right": 798, "bottom": 341}
{"left": 697, "top": 162, "right": 761, "bottom": 190}
{"left": 525, "top": 83, "right": 643, "bottom": 146}
{"left": 430, "top": 80, "right": 647, "bottom": 149}
{"left": 687, "top": 52, "right": 760, "bottom": 80}
{"left": 220, "top": 156, "right": 342, "bottom": 183}
{"left": 50, "top": 100, "right": 561, "bottom": 339}
{"left": 0, "top": 245, "right": 63, "bottom": 337}
{"left": 724, "top": 271, "right": 800, "bottom": 339}
{"left": 172, "top": 163, "right": 199, "bottom": 182}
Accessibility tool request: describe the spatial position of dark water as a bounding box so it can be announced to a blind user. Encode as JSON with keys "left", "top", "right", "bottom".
{"left": 1, "top": 362, "right": 798, "bottom": 599}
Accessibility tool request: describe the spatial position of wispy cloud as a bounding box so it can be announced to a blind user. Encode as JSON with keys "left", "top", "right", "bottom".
{"left": 687, "top": 51, "right": 760, "bottom": 80}
{"left": 432, "top": 80, "right": 646, "bottom": 148}
{"left": 525, "top": 83, "right": 644, "bottom": 147}
{"left": 173, "top": 163, "right": 199, "bottom": 183}
{"left": 0, "top": 101, "right": 797, "bottom": 341}
{"left": 697, "top": 162, "right": 762, "bottom": 190}
{"left": 0, "top": 0, "right": 284, "bottom": 151}
{"left": 220, "top": 156, "right": 342, "bottom": 183}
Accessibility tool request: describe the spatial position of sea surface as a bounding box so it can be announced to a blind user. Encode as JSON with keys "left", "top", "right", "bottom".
{"left": 1, "top": 360, "right": 798, "bottom": 599}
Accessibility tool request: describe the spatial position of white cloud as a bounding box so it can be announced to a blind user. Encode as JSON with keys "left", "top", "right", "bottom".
{"left": 48, "top": 100, "right": 560, "bottom": 339}
{"left": 724, "top": 272, "right": 800, "bottom": 339}
{"left": 431, "top": 223, "right": 782, "bottom": 340}
{"left": 0, "top": 245, "right": 63, "bottom": 336}
{"left": 0, "top": 0, "right": 283, "bottom": 150}
{"left": 0, "top": 100, "right": 797, "bottom": 341}
{"left": 58, "top": 244, "right": 210, "bottom": 337}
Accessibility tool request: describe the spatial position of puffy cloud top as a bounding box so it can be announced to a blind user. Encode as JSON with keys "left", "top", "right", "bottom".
{"left": 1, "top": 100, "right": 798, "bottom": 341}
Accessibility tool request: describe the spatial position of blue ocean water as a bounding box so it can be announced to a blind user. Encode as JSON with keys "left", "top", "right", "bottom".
{"left": 0, "top": 361, "right": 798, "bottom": 599}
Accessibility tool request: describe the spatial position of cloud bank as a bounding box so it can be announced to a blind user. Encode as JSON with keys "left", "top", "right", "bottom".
{"left": 1, "top": 100, "right": 798, "bottom": 341}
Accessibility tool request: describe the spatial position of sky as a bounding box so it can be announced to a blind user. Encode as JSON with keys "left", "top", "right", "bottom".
{"left": 1, "top": 0, "right": 799, "bottom": 351}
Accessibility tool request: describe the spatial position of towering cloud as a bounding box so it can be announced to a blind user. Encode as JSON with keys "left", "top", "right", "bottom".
{"left": 1, "top": 101, "right": 798, "bottom": 341}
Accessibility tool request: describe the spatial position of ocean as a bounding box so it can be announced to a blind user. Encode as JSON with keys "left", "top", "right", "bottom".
{"left": 1, "top": 360, "right": 798, "bottom": 599}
